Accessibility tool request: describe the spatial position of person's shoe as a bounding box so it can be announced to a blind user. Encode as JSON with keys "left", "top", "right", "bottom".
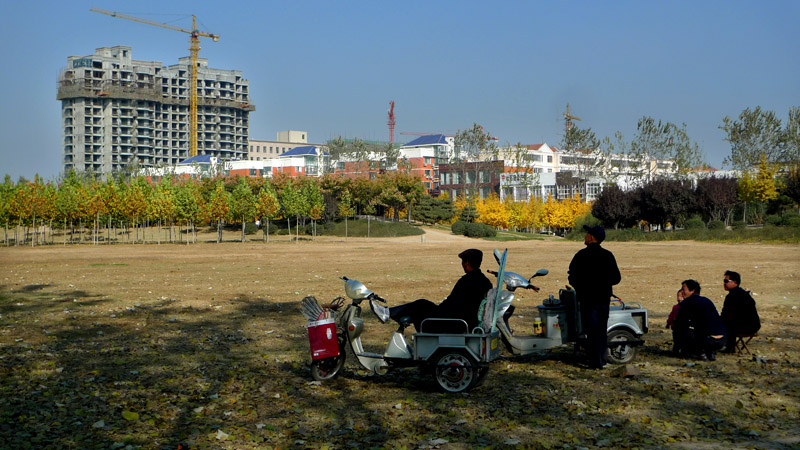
{"left": 707, "top": 351, "right": 717, "bottom": 361}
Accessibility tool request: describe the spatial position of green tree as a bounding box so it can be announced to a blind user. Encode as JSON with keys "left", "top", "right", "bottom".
{"left": 721, "top": 106, "right": 784, "bottom": 169}
{"left": 207, "top": 181, "right": 231, "bottom": 243}
{"left": 55, "top": 174, "right": 83, "bottom": 244}
{"left": 0, "top": 175, "right": 12, "bottom": 245}
{"left": 147, "top": 179, "right": 177, "bottom": 244}
{"left": 337, "top": 190, "right": 354, "bottom": 237}
{"left": 302, "top": 179, "right": 324, "bottom": 239}
{"left": 254, "top": 185, "right": 280, "bottom": 242}
{"left": 174, "top": 181, "right": 204, "bottom": 243}
{"left": 785, "top": 106, "right": 800, "bottom": 165}
{"left": 453, "top": 123, "right": 498, "bottom": 198}
{"left": 631, "top": 117, "right": 704, "bottom": 181}
{"left": 230, "top": 177, "right": 257, "bottom": 242}
{"left": 280, "top": 181, "right": 305, "bottom": 241}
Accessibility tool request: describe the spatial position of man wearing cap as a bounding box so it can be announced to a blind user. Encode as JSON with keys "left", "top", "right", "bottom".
{"left": 389, "top": 248, "right": 493, "bottom": 333}
{"left": 568, "top": 225, "right": 621, "bottom": 369}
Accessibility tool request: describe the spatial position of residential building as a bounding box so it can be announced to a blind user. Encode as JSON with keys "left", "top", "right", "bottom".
{"left": 57, "top": 45, "right": 254, "bottom": 177}
{"left": 248, "top": 131, "right": 312, "bottom": 161}
{"left": 263, "top": 146, "right": 328, "bottom": 178}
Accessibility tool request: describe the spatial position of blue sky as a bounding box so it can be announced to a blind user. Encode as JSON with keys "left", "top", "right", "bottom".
{"left": 1, "top": 0, "right": 798, "bottom": 181}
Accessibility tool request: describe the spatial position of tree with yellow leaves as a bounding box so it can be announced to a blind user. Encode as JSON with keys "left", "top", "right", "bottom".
{"left": 476, "top": 194, "right": 508, "bottom": 229}
{"left": 543, "top": 194, "right": 592, "bottom": 234}
{"left": 738, "top": 153, "right": 779, "bottom": 223}
{"left": 520, "top": 195, "right": 545, "bottom": 232}
{"left": 504, "top": 197, "right": 524, "bottom": 231}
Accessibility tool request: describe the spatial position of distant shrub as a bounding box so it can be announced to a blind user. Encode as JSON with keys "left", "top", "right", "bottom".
{"left": 451, "top": 221, "right": 467, "bottom": 236}
{"left": 707, "top": 220, "right": 726, "bottom": 230}
{"left": 607, "top": 227, "right": 645, "bottom": 241}
{"left": 765, "top": 215, "right": 782, "bottom": 226}
{"left": 685, "top": 218, "right": 705, "bottom": 230}
{"left": 244, "top": 222, "right": 259, "bottom": 235}
{"left": 783, "top": 215, "right": 800, "bottom": 228}
{"left": 732, "top": 220, "right": 746, "bottom": 230}
{"left": 465, "top": 222, "right": 496, "bottom": 238}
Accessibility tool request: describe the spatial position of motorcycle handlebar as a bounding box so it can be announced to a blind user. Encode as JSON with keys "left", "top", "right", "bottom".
{"left": 370, "top": 293, "right": 387, "bottom": 303}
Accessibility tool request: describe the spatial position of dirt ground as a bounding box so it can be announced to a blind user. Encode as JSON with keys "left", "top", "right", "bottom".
{"left": 1, "top": 227, "right": 799, "bottom": 449}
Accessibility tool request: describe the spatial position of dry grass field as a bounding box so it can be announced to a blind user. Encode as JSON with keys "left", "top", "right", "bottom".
{"left": 1, "top": 227, "right": 799, "bottom": 449}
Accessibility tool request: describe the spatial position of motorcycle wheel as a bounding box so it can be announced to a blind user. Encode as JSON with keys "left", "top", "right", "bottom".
{"left": 310, "top": 339, "right": 346, "bottom": 381}
{"left": 606, "top": 329, "right": 637, "bottom": 364}
{"left": 433, "top": 350, "right": 477, "bottom": 393}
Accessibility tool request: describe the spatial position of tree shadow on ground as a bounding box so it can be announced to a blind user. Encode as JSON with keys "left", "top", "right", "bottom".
{"left": 2, "top": 283, "right": 799, "bottom": 449}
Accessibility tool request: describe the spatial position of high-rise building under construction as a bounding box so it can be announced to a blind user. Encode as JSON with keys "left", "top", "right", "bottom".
{"left": 57, "top": 46, "right": 255, "bottom": 176}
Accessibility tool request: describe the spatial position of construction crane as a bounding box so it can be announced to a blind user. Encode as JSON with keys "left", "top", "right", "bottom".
{"left": 387, "top": 101, "right": 396, "bottom": 143}
{"left": 90, "top": 7, "right": 219, "bottom": 158}
{"left": 563, "top": 103, "right": 582, "bottom": 151}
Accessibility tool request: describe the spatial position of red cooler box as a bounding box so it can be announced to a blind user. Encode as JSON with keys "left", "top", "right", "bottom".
{"left": 307, "top": 317, "right": 340, "bottom": 360}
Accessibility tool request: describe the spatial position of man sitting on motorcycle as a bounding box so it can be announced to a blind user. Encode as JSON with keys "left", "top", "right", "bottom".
{"left": 388, "top": 248, "right": 494, "bottom": 333}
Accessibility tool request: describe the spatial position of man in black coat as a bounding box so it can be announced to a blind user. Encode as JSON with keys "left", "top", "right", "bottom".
{"left": 721, "top": 270, "right": 761, "bottom": 353}
{"left": 568, "top": 225, "right": 621, "bottom": 369}
{"left": 673, "top": 279, "right": 726, "bottom": 361}
{"left": 389, "top": 249, "right": 493, "bottom": 333}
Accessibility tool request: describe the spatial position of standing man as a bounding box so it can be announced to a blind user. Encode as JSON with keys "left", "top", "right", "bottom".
{"left": 568, "top": 225, "right": 621, "bottom": 369}
{"left": 389, "top": 249, "right": 493, "bottom": 333}
{"left": 673, "top": 279, "right": 726, "bottom": 361}
{"left": 720, "top": 271, "right": 761, "bottom": 353}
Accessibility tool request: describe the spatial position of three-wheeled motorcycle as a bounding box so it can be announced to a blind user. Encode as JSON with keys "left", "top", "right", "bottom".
{"left": 488, "top": 249, "right": 649, "bottom": 364}
{"left": 301, "top": 250, "right": 515, "bottom": 393}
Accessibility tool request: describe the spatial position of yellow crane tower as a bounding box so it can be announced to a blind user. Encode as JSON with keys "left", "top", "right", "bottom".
{"left": 90, "top": 7, "right": 219, "bottom": 158}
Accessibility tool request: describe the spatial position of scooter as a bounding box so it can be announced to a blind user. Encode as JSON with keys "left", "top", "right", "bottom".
{"left": 302, "top": 251, "right": 511, "bottom": 393}
{"left": 488, "top": 249, "right": 648, "bottom": 364}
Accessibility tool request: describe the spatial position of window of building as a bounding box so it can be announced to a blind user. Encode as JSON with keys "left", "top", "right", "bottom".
{"left": 547, "top": 155, "right": 553, "bottom": 163}
{"left": 249, "top": 169, "right": 257, "bottom": 176}
{"left": 424, "top": 169, "right": 431, "bottom": 178}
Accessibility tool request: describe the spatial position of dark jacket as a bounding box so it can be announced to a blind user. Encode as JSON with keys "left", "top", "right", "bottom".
{"left": 674, "top": 293, "right": 726, "bottom": 337}
{"left": 568, "top": 242, "right": 621, "bottom": 304}
{"left": 721, "top": 286, "right": 761, "bottom": 335}
{"left": 437, "top": 269, "right": 494, "bottom": 330}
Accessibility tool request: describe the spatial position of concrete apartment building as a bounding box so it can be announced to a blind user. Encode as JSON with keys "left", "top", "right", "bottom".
{"left": 57, "top": 46, "right": 254, "bottom": 176}
{"left": 248, "top": 130, "right": 312, "bottom": 161}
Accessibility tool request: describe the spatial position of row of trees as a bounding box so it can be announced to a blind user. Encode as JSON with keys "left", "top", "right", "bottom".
{"left": 592, "top": 163, "right": 800, "bottom": 231}
{"left": 0, "top": 170, "right": 428, "bottom": 246}
{"left": 560, "top": 107, "right": 799, "bottom": 187}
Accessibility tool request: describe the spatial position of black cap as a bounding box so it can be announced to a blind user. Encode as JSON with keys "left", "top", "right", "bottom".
{"left": 458, "top": 248, "right": 483, "bottom": 268}
{"left": 583, "top": 225, "right": 606, "bottom": 242}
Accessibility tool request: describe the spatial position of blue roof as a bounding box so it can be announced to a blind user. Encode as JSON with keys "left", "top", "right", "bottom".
{"left": 403, "top": 134, "right": 448, "bottom": 147}
{"left": 281, "top": 146, "right": 321, "bottom": 157}
{"left": 178, "top": 155, "right": 214, "bottom": 165}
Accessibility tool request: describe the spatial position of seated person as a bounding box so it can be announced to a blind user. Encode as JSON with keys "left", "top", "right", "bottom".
{"left": 720, "top": 270, "right": 761, "bottom": 353}
{"left": 672, "top": 279, "right": 726, "bottom": 361}
{"left": 666, "top": 288, "right": 684, "bottom": 355}
{"left": 389, "top": 249, "right": 493, "bottom": 333}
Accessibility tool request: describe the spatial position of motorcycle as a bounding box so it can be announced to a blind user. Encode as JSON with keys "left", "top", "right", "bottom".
{"left": 301, "top": 251, "right": 511, "bottom": 393}
{"left": 488, "top": 249, "right": 648, "bottom": 364}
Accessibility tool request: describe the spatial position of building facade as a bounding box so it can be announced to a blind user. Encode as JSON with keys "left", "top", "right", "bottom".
{"left": 248, "top": 131, "right": 312, "bottom": 161}
{"left": 57, "top": 46, "right": 254, "bottom": 176}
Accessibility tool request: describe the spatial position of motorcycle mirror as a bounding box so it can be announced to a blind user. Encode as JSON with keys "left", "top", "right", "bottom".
{"left": 535, "top": 268, "right": 549, "bottom": 277}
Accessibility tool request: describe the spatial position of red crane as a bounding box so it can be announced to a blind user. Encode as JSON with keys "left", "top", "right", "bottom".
{"left": 387, "top": 101, "right": 396, "bottom": 143}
